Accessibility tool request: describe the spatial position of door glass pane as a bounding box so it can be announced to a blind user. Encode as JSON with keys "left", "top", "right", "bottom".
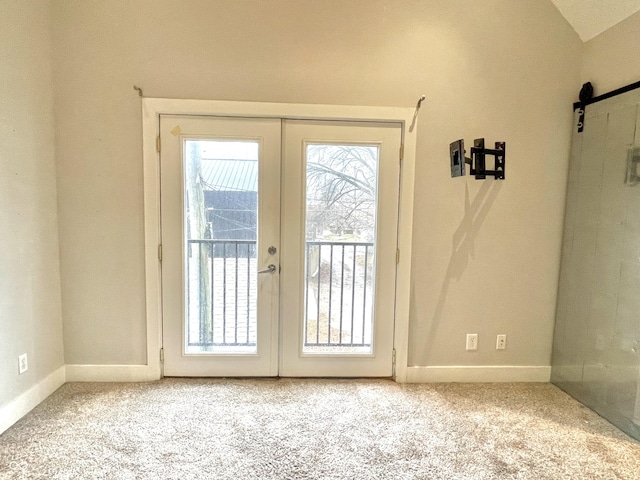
{"left": 303, "top": 144, "right": 379, "bottom": 354}
{"left": 184, "top": 140, "right": 258, "bottom": 354}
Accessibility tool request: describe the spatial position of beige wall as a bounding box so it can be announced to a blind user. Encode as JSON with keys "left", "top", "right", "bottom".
{"left": 0, "top": 0, "right": 64, "bottom": 406}
{"left": 52, "top": 0, "right": 582, "bottom": 367}
{"left": 582, "top": 10, "right": 640, "bottom": 95}
{"left": 52, "top": 0, "right": 146, "bottom": 364}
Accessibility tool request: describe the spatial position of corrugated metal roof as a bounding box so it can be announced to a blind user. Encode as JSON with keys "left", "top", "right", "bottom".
{"left": 201, "top": 159, "right": 257, "bottom": 192}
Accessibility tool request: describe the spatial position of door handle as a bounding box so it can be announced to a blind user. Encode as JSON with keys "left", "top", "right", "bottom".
{"left": 258, "top": 264, "right": 277, "bottom": 274}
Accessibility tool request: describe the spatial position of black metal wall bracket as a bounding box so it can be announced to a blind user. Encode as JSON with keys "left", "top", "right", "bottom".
{"left": 450, "top": 138, "right": 506, "bottom": 180}
{"left": 467, "top": 138, "right": 506, "bottom": 180}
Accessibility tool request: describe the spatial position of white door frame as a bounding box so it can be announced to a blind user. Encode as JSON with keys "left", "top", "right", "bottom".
{"left": 142, "top": 98, "right": 417, "bottom": 382}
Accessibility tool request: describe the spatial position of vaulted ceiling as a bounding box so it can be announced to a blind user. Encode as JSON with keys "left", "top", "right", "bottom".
{"left": 550, "top": 0, "right": 640, "bottom": 41}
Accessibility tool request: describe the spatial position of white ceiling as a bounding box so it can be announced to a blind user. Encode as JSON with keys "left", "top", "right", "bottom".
{"left": 550, "top": 0, "right": 640, "bottom": 41}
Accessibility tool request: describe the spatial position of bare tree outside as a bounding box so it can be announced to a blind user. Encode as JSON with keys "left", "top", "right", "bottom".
{"left": 305, "top": 144, "right": 378, "bottom": 241}
{"left": 304, "top": 144, "right": 379, "bottom": 352}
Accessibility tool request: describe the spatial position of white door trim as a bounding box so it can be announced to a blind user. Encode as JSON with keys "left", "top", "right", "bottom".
{"left": 142, "top": 98, "right": 417, "bottom": 382}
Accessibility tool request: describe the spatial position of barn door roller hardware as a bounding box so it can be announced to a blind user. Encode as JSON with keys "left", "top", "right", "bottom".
{"left": 449, "top": 138, "right": 506, "bottom": 180}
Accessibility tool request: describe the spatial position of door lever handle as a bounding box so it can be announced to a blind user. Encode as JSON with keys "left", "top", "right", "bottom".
{"left": 258, "top": 264, "right": 277, "bottom": 274}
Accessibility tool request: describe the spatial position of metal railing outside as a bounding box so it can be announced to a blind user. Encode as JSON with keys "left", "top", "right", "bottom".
{"left": 185, "top": 239, "right": 375, "bottom": 352}
{"left": 304, "top": 241, "right": 374, "bottom": 350}
{"left": 186, "top": 239, "right": 257, "bottom": 350}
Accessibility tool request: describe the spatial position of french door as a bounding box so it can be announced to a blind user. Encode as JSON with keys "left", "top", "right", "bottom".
{"left": 280, "top": 120, "right": 400, "bottom": 376}
{"left": 161, "top": 116, "right": 280, "bottom": 376}
{"left": 160, "top": 115, "right": 400, "bottom": 377}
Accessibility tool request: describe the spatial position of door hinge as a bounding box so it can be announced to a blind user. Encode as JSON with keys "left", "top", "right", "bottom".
{"left": 160, "top": 348, "right": 164, "bottom": 364}
{"left": 396, "top": 249, "right": 400, "bottom": 264}
{"left": 399, "top": 143, "right": 404, "bottom": 162}
{"left": 392, "top": 348, "right": 397, "bottom": 366}
{"left": 156, "top": 135, "right": 161, "bottom": 153}
{"left": 158, "top": 244, "right": 163, "bottom": 261}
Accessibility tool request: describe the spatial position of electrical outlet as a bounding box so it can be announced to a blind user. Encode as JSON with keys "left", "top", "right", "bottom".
{"left": 18, "top": 353, "right": 28, "bottom": 374}
{"left": 496, "top": 334, "right": 507, "bottom": 350}
{"left": 466, "top": 334, "right": 478, "bottom": 351}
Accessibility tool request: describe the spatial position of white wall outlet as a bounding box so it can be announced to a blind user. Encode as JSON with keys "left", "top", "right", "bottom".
{"left": 496, "top": 334, "right": 507, "bottom": 350}
{"left": 18, "top": 353, "right": 28, "bottom": 374}
{"left": 466, "top": 334, "right": 478, "bottom": 351}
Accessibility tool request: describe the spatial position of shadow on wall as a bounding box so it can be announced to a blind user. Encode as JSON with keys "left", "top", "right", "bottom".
{"left": 412, "top": 179, "right": 503, "bottom": 363}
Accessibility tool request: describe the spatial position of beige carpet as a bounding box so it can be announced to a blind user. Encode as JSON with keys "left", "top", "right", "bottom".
{"left": 1, "top": 379, "right": 639, "bottom": 479}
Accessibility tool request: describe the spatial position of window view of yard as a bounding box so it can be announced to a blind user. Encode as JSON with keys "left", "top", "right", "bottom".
{"left": 304, "top": 144, "right": 378, "bottom": 353}
{"left": 183, "top": 140, "right": 378, "bottom": 355}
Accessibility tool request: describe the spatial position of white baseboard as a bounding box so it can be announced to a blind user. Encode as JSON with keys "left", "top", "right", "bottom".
{"left": 65, "top": 364, "right": 161, "bottom": 382}
{"left": 406, "top": 365, "right": 551, "bottom": 383}
{"left": 0, "top": 365, "right": 66, "bottom": 435}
